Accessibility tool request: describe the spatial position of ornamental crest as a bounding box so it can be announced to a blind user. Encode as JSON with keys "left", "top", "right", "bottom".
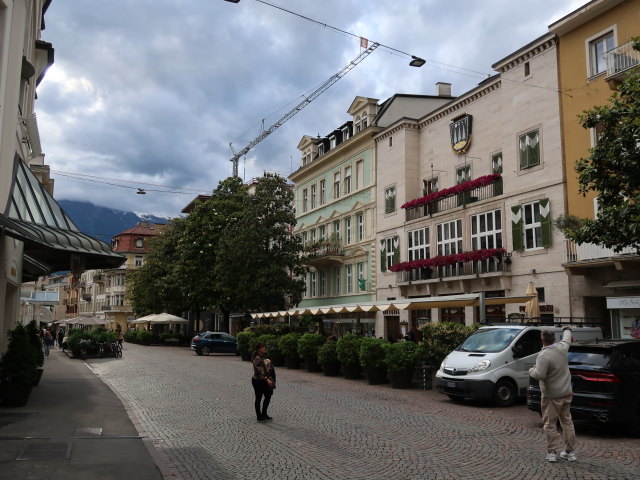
{"left": 449, "top": 114, "right": 472, "bottom": 154}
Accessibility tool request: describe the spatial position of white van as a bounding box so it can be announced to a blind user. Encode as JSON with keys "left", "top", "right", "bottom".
{"left": 435, "top": 324, "right": 603, "bottom": 406}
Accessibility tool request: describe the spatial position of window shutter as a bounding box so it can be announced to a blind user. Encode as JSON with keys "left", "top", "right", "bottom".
{"left": 380, "top": 240, "right": 387, "bottom": 272}
{"left": 511, "top": 205, "right": 523, "bottom": 251}
{"left": 392, "top": 236, "right": 400, "bottom": 265}
{"left": 539, "top": 198, "right": 551, "bottom": 247}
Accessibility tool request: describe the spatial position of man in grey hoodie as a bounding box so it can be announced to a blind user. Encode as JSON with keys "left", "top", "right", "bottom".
{"left": 529, "top": 327, "right": 576, "bottom": 463}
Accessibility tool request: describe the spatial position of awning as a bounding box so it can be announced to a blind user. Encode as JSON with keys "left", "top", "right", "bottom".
{"left": 250, "top": 293, "right": 535, "bottom": 319}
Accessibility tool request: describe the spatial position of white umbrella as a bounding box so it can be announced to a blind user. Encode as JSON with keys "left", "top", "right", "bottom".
{"left": 524, "top": 282, "right": 540, "bottom": 321}
{"left": 150, "top": 313, "right": 188, "bottom": 324}
{"left": 130, "top": 314, "right": 157, "bottom": 324}
{"left": 65, "top": 314, "right": 107, "bottom": 326}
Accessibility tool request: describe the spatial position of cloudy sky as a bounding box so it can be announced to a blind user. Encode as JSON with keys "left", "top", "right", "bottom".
{"left": 36, "top": 0, "right": 584, "bottom": 219}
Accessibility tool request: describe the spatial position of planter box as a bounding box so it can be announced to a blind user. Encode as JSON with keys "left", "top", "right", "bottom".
{"left": 365, "top": 367, "right": 388, "bottom": 385}
{"left": 305, "top": 358, "right": 322, "bottom": 372}
{"left": 342, "top": 363, "right": 362, "bottom": 379}
{"left": 389, "top": 370, "right": 414, "bottom": 389}
{"left": 34, "top": 367, "right": 44, "bottom": 386}
{"left": 285, "top": 356, "right": 301, "bottom": 369}
{"left": 271, "top": 355, "right": 285, "bottom": 367}
{"left": 1, "top": 382, "right": 33, "bottom": 407}
{"left": 321, "top": 363, "right": 341, "bottom": 377}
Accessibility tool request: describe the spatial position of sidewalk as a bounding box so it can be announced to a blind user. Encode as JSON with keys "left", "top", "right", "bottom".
{"left": 0, "top": 348, "right": 163, "bottom": 480}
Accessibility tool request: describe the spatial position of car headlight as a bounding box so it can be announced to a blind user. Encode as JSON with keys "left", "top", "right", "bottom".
{"left": 439, "top": 358, "right": 447, "bottom": 371}
{"left": 468, "top": 359, "right": 491, "bottom": 373}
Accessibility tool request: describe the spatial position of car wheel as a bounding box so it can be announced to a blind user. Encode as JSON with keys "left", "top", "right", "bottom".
{"left": 493, "top": 379, "right": 517, "bottom": 407}
{"left": 201, "top": 346, "right": 211, "bottom": 356}
{"left": 195, "top": 349, "right": 203, "bottom": 356}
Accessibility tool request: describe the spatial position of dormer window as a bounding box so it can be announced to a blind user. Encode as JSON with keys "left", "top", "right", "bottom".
{"left": 355, "top": 116, "right": 361, "bottom": 133}
{"left": 135, "top": 238, "right": 144, "bottom": 249}
{"left": 318, "top": 143, "right": 325, "bottom": 156}
{"left": 361, "top": 114, "right": 368, "bottom": 130}
{"left": 342, "top": 126, "right": 350, "bottom": 141}
{"left": 329, "top": 135, "right": 337, "bottom": 149}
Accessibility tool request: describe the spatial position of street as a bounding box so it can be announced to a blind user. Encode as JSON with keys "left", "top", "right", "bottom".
{"left": 86, "top": 343, "right": 640, "bottom": 480}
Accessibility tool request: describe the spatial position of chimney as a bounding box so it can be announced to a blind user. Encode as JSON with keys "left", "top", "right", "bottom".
{"left": 436, "top": 82, "right": 452, "bottom": 97}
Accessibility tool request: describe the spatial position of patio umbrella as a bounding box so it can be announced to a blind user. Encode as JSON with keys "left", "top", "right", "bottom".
{"left": 65, "top": 314, "right": 107, "bottom": 326}
{"left": 151, "top": 313, "right": 188, "bottom": 324}
{"left": 130, "top": 314, "right": 157, "bottom": 324}
{"left": 524, "top": 282, "right": 540, "bottom": 321}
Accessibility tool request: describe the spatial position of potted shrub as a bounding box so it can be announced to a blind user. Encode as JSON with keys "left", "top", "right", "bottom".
{"left": 258, "top": 334, "right": 284, "bottom": 367}
{"left": 317, "top": 340, "right": 341, "bottom": 376}
{"left": 359, "top": 337, "right": 389, "bottom": 385}
{"left": 384, "top": 341, "right": 418, "bottom": 389}
{"left": 236, "top": 331, "right": 256, "bottom": 361}
{"left": 297, "top": 333, "right": 325, "bottom": 372}
{"left": 26, "top": 320, "right": 44, "bottom": 385}
{"left": 336, "top": 333, "right": 363, "bottom": 379}
{"left": 0, "top": 324, "right": 38, "bottom": 407}
{"left": 279, "top": 332, "right": 302, "bottom": 369}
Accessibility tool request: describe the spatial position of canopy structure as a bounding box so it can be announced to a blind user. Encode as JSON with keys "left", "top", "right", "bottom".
{"left": 250, "top": 293, "right": 536, "bottom": 319}
{"left": 65, "top": 314, "right": 107, "bottom": 326}
{"left": 129, "top": 313, "right": 188, "bottom": 324}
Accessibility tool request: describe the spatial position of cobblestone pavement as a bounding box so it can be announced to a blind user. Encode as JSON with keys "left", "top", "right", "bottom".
{"left": 87, "top": 343, "right": 640, "bottom": 480}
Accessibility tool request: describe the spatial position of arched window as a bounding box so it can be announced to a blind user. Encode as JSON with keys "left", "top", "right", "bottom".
{"left": 135, "top": 238, "right": 144, "bottom": 248}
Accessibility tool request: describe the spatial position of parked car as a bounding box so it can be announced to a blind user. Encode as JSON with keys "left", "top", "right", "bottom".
{"left": 191, "top": 331, "right": 239, "bottom": 355}
{"left": 527, "top": 339, "right": 640, "bottom": 437}
{"left": 436, "top": 324, "right": 602, "bottom": 407}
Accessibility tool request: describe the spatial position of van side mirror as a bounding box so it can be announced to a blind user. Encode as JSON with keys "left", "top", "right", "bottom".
{"left": 512, "top": 345, "right": 524, "bottom": 358}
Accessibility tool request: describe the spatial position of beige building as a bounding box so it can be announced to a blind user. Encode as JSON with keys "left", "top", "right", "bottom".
{"left": 373, "top": 33, "right": 574, "bottom": 338}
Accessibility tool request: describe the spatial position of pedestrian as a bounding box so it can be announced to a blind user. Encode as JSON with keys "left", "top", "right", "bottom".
{"left": 116, "top": 326, "right": 124, "bottom": 346}
{"left": 57, "top": 328, "right": 64, "bottom": 349}
{"left": 251, "top": 341, "right": 275, "bottom": 423}
{"left": 529, "top": 327, "right": 576, "bottom": 463}
{"left": 43, "top": 329, "right": 53, "bottom": 358}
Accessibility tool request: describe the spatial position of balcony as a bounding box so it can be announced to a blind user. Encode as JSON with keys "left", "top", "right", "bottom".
{"left": 563, "top": 239, "right": 639, "bottom": 274}
{"left": 604, "top": 41, "right": 640, "bottom": 89}
{"left": 396, "top": 254, "right": 510, "bottom": 284}
{"left": 304, "top": 240, "right": 345, "bottom": 267}
{"left": 405, "top": 178, "right": 502, "bottom": 222}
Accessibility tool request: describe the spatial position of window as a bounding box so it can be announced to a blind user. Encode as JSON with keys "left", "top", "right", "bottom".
{"left": 437, "top": 219, "right": 462, "bottom": 276}
{"left": 345, "top": 217, "right": 352, "bottom": 244}
{"left": 423, "top": 177, "right": 438, "bottom": 195}
{"left": 310, "top": 272, "right": 317, "bottom": 297}
{"left": 385, "top": 237, "right": 397, "bottom": 271}
{"left": 310, "top": 228, "right": 316, "bottom": 243}
{"left": 342, "top": 125, "right": 350, "bottom": 141}
{"left": 302, "top": 189, "right": 308, "bottom": 212}
{"left": 329, "top": 135, "right": 337, "bottom": 149}
{"left": 356, "top": 160, "right": 364, "bottom": 189}
{"left": 523, "top": 202, "right": 542, "bottom": 250}
{"left": 384, "top": 186, "right": 396, "bottom": 214}
{"left": 471, "top": 210, "right": 502, "bottom": 250}
{"left": 334, "top": 267, "right": 341, "bottom": 295}
{"left": 589, "top": 31, "right": 614, "bottom": 77}
{"left": 389, "top": 136, "right": 393, "bottom": 147}
{"left": 310, "top": 184, "right": 317, "bottom": 209}
{"left": 318, "top": 143, "right": 325, "bottom": 156}
{"left": 456, "top": 165, "right": 471, "bottom": 184}
{"left": 319, "top": 271, "right": 326, "bottom": 296}
{"left": 346, "top": 265, "right": 353, "bottom": 294}
{"left": 360, "top": 114, "right": 368, "bottom": 130}
{"left": 355, "top": 116, "right": 361, "bottom": 133}
{"left": 134, "top": 256, "right": 144, "bottom": 267}
{"left": 524, "top": 61, "right": 530, "bottom": 77}
{"left": 135, "top": 238, "right": 144, "bottom": 248}
{"left": 519, "top": 129, "right": 540, "bottom": 169}
{"left": 333, "top": 172, "right": 341, "bottom": 199}
{"left": 590, "top": 123, "right": 605, "bottom": 147}
{"left": 357, "top": 213, "right": 364, "bottom": 241}
{"left": 112, "top": 294, "right": 125, "bottom": 306}
{"left": 333, "top": 220, "right": 340, "bottom": 239}
{"left": 492, "top": 153, "right": 503, "bottom": 174}
{"left": 319, "top": 225, "right": 326, "bottom": 241}
{"left": 319, "top": 180, "right": 326, "bottom": 204}
{"left": 344, "top": 166, "right": 352, "bottom": 194}
{"left": 408, "top": 227, "right": 429, "bottom": 261}
{"left": 301, "top": 231, "right": 307, "bottom": 247}
{"left": 357, "top": 262, "right": 365, "bottom": 291}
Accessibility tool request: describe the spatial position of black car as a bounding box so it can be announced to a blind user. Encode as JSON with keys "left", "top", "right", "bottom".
{"left": 190, "top": 331, "right": 239, "bottom": 355}
{"left": 527, "top": 339, "right": 640, "bottom": 436}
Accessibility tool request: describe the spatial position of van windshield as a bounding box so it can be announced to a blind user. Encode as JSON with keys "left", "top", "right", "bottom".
{"left": 457, "top": 328, "right": 520, "bottom": 353}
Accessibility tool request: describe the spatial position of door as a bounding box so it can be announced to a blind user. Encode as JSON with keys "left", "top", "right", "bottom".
{"left": 511, "top": 329, "right": 543, "bottom": 394}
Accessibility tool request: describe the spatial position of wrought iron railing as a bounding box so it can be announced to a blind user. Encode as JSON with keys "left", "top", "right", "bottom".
{"left": 305, "top": 241, "right": 344, "bottom": 260}
{"left": 396, "top": 253, "right": 510, "bottom": 283}
{"left": 405, "top": 179, "right": 503, "bottom": 222}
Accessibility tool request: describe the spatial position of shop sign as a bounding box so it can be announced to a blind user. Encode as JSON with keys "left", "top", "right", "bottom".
{"left": 607, "top": 296, "right": 640, "bottom": 309}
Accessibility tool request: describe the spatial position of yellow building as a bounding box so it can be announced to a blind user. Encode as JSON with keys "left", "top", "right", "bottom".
{"left": 550, "top": 0, "right": 640, "bottom": 337}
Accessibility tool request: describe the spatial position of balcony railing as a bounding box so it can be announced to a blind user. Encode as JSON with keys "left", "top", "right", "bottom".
{"left": 563, "top": 239, "right": 637, "bottom": 263}
{"left": 405, "top": 179, "right": 503, "bottom": 222}
{"left": 396, "top": 254, "right": 510, "bottom": 283}
{"left": 304, "top": 240, "right": 344, "bottom": 266}
{"left": 605, "top": 41, "right": 640, "bottom": 78}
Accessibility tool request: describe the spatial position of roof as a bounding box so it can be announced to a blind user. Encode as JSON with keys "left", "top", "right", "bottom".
{"left": 116, "top": 222, "right": 164, "bottom": 236}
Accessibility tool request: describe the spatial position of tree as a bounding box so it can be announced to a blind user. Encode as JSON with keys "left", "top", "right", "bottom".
{"left": 176, "top": 176, "right": 249, "bottom": 331}
{"left": 559, "top": 40, "right": 640, "bottom": 253}
{"left": 128, "top": 217, "right": 188, "bottom": 316}
{"left": 214, "top": 173, "right": 306, "bottom": 313}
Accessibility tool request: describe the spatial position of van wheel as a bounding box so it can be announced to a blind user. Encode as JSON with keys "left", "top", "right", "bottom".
{"left": 493, "top": 379, "right": 517, "bottom": 407}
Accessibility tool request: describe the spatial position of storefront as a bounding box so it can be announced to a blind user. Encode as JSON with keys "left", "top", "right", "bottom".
{"left": 607, "top": 297, "right": 640, "bottom": 339}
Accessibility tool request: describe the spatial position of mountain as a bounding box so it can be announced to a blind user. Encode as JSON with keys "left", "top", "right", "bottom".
{"left": 58, "top": 200, "right": 171, "bottom": 244}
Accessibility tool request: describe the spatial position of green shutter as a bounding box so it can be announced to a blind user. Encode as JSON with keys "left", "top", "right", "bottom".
{"left": 392, "top": 236, "right": 400, "bottom": 265}
{"left": 511, "top": 205, "right": 523, "bottom": 251}
{"left": 380, "top": 239, "right": 387, "bottom": 272}
{"left": 539, "top": 198, "right": 551, "bottom": 247}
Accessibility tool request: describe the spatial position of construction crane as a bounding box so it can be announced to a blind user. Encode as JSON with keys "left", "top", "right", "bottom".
{"left": 229, "top": 42, "right": 379, "bottom": 177}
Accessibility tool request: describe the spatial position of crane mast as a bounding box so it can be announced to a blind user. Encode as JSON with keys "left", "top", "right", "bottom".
{"left": 229, "top": 42, "right": 379, "bottom": 177}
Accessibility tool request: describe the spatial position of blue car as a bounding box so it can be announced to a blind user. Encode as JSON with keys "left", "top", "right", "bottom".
{"left": 191, "top": 331, "right": 239, "bottom": 356}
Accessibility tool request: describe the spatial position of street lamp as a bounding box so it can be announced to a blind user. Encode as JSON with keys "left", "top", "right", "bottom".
{"left": 409, "top": 56, "right": 426, "bottom": 67}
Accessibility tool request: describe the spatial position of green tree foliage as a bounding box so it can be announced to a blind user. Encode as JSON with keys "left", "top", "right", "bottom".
{"left": 562, "top": 40, "right": 640, "bottom": 252}
{"left": 128, "top": 217, "right": 188, "bottom": 317}
{"left": 214, "top": 173, "right": 306, "bottom": 312}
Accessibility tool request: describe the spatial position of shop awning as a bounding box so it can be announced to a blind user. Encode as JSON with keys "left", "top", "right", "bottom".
{"left": 250, "top": 293, "right": 535, "bottom": 319}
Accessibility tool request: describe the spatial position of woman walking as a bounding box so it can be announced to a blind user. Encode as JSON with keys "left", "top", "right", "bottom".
{"left": 252, "top": 342, "right": 275, "bottom": 422}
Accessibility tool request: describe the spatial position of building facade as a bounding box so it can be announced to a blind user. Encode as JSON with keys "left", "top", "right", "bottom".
{"left": 374, "top": 33, "right": 572, "bottom": 339}
{"left": 549, "top": 0, "right": 640, "bottom": 338}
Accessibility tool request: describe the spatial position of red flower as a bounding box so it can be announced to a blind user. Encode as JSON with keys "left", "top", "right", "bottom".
{"left": 389, "top": 248, "right": 506, "bottom": 272}
{"left": 401, "top": 174, "right": 502, "bottom": 209}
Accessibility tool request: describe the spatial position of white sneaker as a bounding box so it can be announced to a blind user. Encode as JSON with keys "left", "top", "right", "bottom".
{"left": 560, "top": 450, "right": 577, "bottom": 462}
{"left": 546, "top": 452, "right": 557, "bottom": 462}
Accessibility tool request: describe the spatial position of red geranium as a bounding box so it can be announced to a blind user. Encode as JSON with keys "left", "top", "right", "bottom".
{"left": 401, "top": 174, "right": 502, "bottom": 210}
{"left": 389, "top": 248, "right": 506, "bottom": 272}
